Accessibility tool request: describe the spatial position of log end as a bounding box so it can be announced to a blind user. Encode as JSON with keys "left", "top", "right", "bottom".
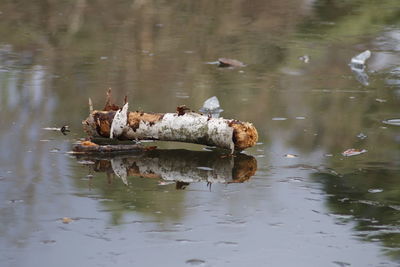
{"left": 230, "top": 121, "right": 258, "bottom": 151}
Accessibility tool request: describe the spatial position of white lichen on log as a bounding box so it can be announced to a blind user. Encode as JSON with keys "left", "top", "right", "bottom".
{"left": 83, "top": 103, "right": 258, "bottom": 151}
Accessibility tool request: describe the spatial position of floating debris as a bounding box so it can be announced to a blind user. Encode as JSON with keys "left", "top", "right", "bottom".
{"left": 43, "top": 125, "right": 70, "bottom": 135}
{"left": 185, "top": 259, "right": 206, "bottom": 266}
{"left": 298, "top": 55, "right": 310, "bottom": 63}
{"left": 383, "top": 119, "right": 400, "bottom": 126}
{"left": 357, "top": 133, "right": 367, "bottom": 139}
{"left": 41, "top": 240, "right": 56, "bottom": 244}
{"left": 272, "top": 117, "right": 287, "bottom": 121}
{"left": 349, "top": 50, "right": 371, "bottom": 86}
{"left": 368, "top": 188, "right": 383, "bottom": 193}
{"left": 218, "top": 58, "right": 245, "bottom": 68}
{"left": 375, "top": 98, "right": 387, "bottom": 103}
{"left": 199, "top": 96, "right": 223, "bottom": 118}
{"left": 342, "top": 148, "right": 367, "bottom": 157}
{"left": 284, "top": 154, "right": 298, "bottom": 158}
{"left": 62, "top": 217, "right": 73, "bottom": 224}
{"left": 351, "top": 50, "right": 371, "bottom": 65}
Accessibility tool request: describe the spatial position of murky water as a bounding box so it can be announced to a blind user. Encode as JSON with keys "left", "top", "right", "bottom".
{"left": 1, "top": 0, "right": 400, "bottom": 266}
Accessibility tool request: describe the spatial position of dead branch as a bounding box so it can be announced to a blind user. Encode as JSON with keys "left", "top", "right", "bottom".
{"left": 82, "top": 91, "right": 258, "bottom": 151}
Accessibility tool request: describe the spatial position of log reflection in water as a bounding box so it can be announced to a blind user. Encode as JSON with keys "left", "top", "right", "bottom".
{"left": 77, "top": 149, "right": 257, "bottom": 187}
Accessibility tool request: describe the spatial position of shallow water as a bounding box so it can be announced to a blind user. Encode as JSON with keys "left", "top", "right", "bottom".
{"left": 0, "top": 0, "right": 400, "bottom": 266}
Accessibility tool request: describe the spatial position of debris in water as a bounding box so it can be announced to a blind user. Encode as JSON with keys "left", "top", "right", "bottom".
{"left": 333, "top": 260, "right": 351, "bottom": 267}
{"left": 298, "top": 55, "right": 310, "bottom": 63}
{"left": 351, "top": 50, "right": 371, "bottom": 65}
{"left": 43, "top": 125, "right": 70, "bottom": 135}
{"left": 284, "top": 154, "right": 298, "bottom": 158}
{"left": 205, "top": 61, "right": 220, "bottom": 65}
{"left": 185, "top": 259, "right": 206, "bottom": 266}
{"left": 375, "top": 98, "right": 386, "bottom": 103}
{"left": 368, "top": 188, "right": 383, "bottom": 193}
{"left": 62, "top": 217, "right": 73, "bottom": 224}
{"left": 218, "top": 58, "right": 245, "bottom": 68}
{"left": 382, "top": 119, "right": 400, "bottom": 126}
{"left": 342, "top": 148, "right": 367, "bottom": 157}
{"left": 349, "top": 50, "right": 371, "bottom": 86}
{"left": 199, "top": 96, "right": 223, "bottom": 118}
{"left": 357, "top": 133, "right": 367, "bottom": 139}
{"left": 41, "top": 240, "right": 56, "bottom": 244}
{"left": 272, "top": 117, "right": 287, "bottom": 121}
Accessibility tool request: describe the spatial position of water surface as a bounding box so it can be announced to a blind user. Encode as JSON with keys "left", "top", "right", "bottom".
{"left": 1, "top": 0, "right": 400, "bottom": 266}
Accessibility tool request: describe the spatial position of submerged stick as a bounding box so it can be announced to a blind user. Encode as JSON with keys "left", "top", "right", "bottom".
{"left": 71, "top": 141, "right": 144, "bottom": 154}
{"left": 82, "top": 92, "right": 258, "bottom": 151}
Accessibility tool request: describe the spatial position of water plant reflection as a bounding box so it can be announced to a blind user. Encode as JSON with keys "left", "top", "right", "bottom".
{"left": 314, "top": 167, "right": 400, "bottom": 260}
{"left": 76, "top": 149, "right": 257, "bottom": 188}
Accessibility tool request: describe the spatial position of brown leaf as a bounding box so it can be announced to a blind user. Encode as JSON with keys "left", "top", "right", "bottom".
{"left": 218, "top": 58, "right": 245, "bottom": 68}
{"left": 342, "top": 148, "right": 367, "bottom": 157}
{"left": 62, "top": 217, "right": 73, "bottom": 224}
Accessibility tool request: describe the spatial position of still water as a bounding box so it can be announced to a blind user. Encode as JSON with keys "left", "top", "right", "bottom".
{"left": 1, "top": 0, "right": 400, "bottom": 266}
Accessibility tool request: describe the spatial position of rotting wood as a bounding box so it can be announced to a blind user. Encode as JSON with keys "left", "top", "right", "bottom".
{"left": 82, "top": 90, "right": 258, "bottom": 151}
{"left": 71, "top": 141, "right": 144, "bottom": 154}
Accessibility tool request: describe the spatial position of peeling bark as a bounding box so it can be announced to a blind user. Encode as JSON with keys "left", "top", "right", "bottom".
{"left": 82, "top": 93, "right": 258, "bottom": 151}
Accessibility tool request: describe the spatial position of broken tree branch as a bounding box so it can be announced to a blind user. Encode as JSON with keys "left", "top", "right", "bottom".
{"left": 82, "top": 92, "right": 258, "bottom": 151}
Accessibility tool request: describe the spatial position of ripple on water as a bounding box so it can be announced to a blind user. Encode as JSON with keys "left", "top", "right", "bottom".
{"left": 214, "top": 241, "right": 238, "bottom": 247}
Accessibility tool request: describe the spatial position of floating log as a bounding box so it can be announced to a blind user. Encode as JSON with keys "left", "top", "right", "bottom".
{"left": 82, "top": 92, "right": 258, "bottom": 152}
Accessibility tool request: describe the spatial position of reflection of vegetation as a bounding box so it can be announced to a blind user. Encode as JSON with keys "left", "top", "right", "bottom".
{"left": 314, "top": 168, "right": 400, "bottom": 260}
{"left": 83, "top": 172, "right": 186, "bottom": 226}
